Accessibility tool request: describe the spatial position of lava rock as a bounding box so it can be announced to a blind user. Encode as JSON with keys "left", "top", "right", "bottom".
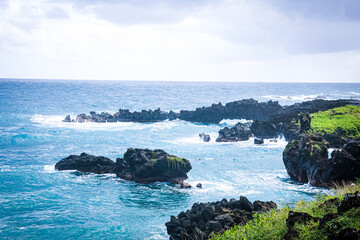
{"left": 199, "top": 133, "right": 211, "bottom": 142}
{"left": 165, "top": 196, "right": 277, "bottom": 240}
{"left": 116, "top": 148, "right": 192, "bottom": 184}
{"left": 254, "top": 137, "right": 264, "bottom": 144}
{"left": 62, "top": 115, "right": 73, "bottom": 122}
{"left": 216, "top": 122, "right": 253, "bottom": 142}
{"left": 55, "top": 152, "right": 115, "bottom": 174}
{"left": 299, "top": 112, "right": 311, "bottom": 133}
{"left": 338, "top": 191, "right": 360, "bottom": 213}
{"left": 250, "top": 120, "right": 278, "bottom": 138}
{"left": 56, "top": 149, "right": 192, "bottom": 185}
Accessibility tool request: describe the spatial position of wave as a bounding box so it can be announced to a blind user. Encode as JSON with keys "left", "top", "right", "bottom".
{"left": 219, "top": 119, "right": 252, "bottom": 126}
{"left": 30, "top": 114, "right": 182, "bottom": 132}
{"left": 166, "top": 134, "right": 288, "bottom": 148}
{"left": 262, "top": 94, "right": 327, "bottom": 101}
{"left": 43, "top": 164, "right": 56, "bottom": 173}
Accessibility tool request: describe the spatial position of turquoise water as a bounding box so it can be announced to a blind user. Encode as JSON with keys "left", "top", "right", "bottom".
{"left": 1, "top": 80, "right": 360, "bottom": 239}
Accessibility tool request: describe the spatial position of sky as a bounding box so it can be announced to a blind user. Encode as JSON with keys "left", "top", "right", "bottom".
{"left": 0, "top": 0, "right": 360, "bottom": 82}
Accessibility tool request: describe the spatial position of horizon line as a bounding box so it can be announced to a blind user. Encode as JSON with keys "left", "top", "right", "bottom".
{"left": 0, "top": 77, "right": 359, "bottom": 84}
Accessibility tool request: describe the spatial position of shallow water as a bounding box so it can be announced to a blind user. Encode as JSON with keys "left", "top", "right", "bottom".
{"left": 1, "top": 80, "right": 359, "bottom": 239}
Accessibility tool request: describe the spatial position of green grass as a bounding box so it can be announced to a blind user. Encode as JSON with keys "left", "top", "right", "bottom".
{"left": 212, "top": 182, "right": 360, "bottom": 240}
{"left": 310, "top": 105, "right": 360, "bottom": 138}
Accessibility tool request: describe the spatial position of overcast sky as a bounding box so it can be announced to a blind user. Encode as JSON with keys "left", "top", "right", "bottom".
{"left": 1, "top": 0, "right": 360, "bottom": 82}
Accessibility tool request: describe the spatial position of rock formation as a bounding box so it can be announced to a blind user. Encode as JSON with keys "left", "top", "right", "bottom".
{"left": 199, "top": 133, "right": 211, "bottom": 142}
{"left": 250, "top": 120, "right": 278, "bottom": 138}
{"left": 216, "top": 122, "right": 253, "bottom": 142}
{"left": 55, "top": 149, "right": 192, "bottom": 185}
{"left": 165, "top": 196, "right": 276, "bottom": 240}
{"left": 283, "top": 133, "right": 360, "bottom": 187}
{"left": 65, "top": 99, "right": 359, "bottom": 125}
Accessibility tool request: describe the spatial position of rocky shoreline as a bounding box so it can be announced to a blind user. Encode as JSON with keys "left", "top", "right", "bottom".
{"left": 64, "top": 98, "right": 359, "bottom": 124}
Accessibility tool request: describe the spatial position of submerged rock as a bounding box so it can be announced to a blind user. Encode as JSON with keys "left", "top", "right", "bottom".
{"left": 199, "top": 133, "right": 211, "bottom": 142}
{"left": 165, "top": 196, "right": 277, "bottom": 240}
{"left": 216, "top": 122, "right": 253, "bottom": 142}
{"left": 55, "top": 149, "right": 192, "bottom": 185}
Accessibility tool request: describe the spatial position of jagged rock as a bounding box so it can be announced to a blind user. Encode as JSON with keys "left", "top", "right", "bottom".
{"left": 116, "top": 148, "right": 192, "bottom": 184}
{"left": 254, "top": 137, "right": 264, "bottom": 144}
{"left": 253, "top": 200, "right": 277, "bottom": 212}
{"left": 286, "top": 211, "right": 320, "bottom": 228}
{"left": 62, "top": 115, "right": 73, "bottom": 122}
{"left": 65, "top": 99, "right": 359, "bottom": 127}
{"left": 196, "top": 183, "right": 202, "bottom": 188}
{"left": 199, "top": 133, "right": 211, "bottom": 142}
{"left": 283, "top": 133, "right": 360, "bottom": 186}
{"left": 216, "top": 122, "right": 253, "bottom": 142}
{"left": 299, "top": 112, "right": 311, "bottom": 133}
{"left": 165, "top": 196, "right": 276, "bottom": 240}
{"left": 55, "top": 152, "right": 115, "bottom": 174}
{"left": 283, "top": 211, "right": 321, "bottom": 240}
{"left": 250, "top": 120, "right": 278, "bottom": 138}
{"left": 56, "top": 149, "right": 192, "bottom": 185}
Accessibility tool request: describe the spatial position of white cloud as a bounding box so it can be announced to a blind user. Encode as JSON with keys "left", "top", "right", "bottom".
{"left": 0, "top": 0, "right": 359, "bottom": 82}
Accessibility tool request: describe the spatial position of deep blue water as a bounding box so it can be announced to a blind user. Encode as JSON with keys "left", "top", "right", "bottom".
{"left": 1, "top": 79, "right": 360, "bottom": 239}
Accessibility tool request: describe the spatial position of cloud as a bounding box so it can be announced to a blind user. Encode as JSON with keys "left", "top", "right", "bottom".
{"left": 0, "top": 0, "right": 359, "bottom": 82}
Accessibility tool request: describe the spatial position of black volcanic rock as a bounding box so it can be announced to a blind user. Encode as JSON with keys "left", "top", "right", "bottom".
{"left": 65, "top": 99, "right": 359, "bottom": 126}
{"left": 55, "top": 149, "right": 192, "bottom": 185}
{"left": 299, "top": 112, "right": 311, "bottom": 133}
{"left": 165, "top": 196, "right": 277, "bottom": 240}
{"left": 199, "top": 133, "right": 211, "bottom": 142}
{"left": 254, "top": 137, "right": 264, "bottom": 144}
{"left": 55, "top": 152, "right": 115, "bottom": 174}
{"left": 216, "top": 122, "right": 253, "bottom": 142}
{"left": 283, "top": 132, "right": 360, "bottom": 187}
{"left": 250, "top": 120, "right": 278, "bottom": 138}
{"left": 117, "top": 148, "right": 192, "bottom": 184}
{"left": 179, "top": 99, "right": 282, "bottom": 123}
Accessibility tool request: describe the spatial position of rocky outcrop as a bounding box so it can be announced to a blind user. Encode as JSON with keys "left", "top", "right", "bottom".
{"left": 55, "top": 153, "right": 115, "bottom": 174}
{"left": 283, "top": 132, "right": 360, "bottom": 187}
{"left": 216, "top": 122, "right": 253, "bottom": 142}
{"left": 299, "top": 112, "right": 311, "bottom": 133}
{"left": 199, "top": 133, "right": 211, "bottom": 142}
{"left": 55, "top": 149, "right": 192, "bottom": 185}
{"left": 250, "top": 120, "right": 278, "bottom": 138}
{"left": 179, "top": 99, "right": 282, "bottom": 123}
{"left": 68, "top": 108, "right": 178, "bottom": 123}
{"left": 116, "top": 148, "right": 192, "bottom": 184}
{"left": 165, "top": 196, "right": 277, "bottom": 240}
{"left": 254, "top": 137, "right": 264, "bottom": 144}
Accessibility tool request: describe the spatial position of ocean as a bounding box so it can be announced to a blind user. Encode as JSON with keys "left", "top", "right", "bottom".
{"left": 1, "top": 79, "right": 359, "bottom": 239}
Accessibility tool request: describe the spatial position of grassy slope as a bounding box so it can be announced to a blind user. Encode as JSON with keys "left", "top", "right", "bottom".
{"left": 310, "top": 105, "right": 360, "bottom": 138}
{"left": 212, "top": 182, "right": 360, "bottom": 240}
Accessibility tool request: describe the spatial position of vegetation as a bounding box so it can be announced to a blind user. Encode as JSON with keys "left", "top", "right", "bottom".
{"left": 212, "top": 181, "right": 360, "bottom": 240}
{"left": 166, "top": 156, "right": 189, "bottom": 170}
{"left": 310, "top": 105, "right": 360, "bottom": 138}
